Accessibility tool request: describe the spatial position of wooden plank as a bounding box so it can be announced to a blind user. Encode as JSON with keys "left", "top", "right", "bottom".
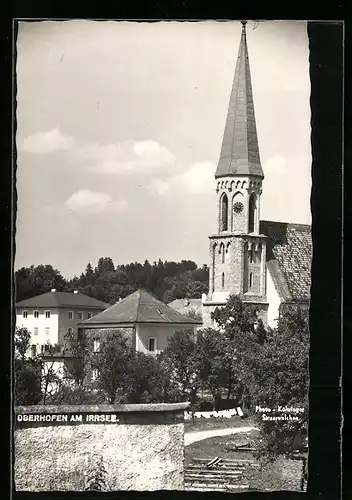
{"left": 186, "top": 468, "right": 246, "bottom": 473}
{"left": 192, "top": 457, "right": 254, "bottom": 464}
{"left": 185, "top": 483, "right": 250, "bottom": 490}
{"left": 185, "top": 474, "right": 243, "bottom": 480}
{"left": 185, "top": 474, "right": 244, "bottom": 482}
{"left": 186, "top": 466, "right": 243, "bottom": 472}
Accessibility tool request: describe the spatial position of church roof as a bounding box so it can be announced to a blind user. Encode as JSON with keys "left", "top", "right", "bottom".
{"left": 16, "top": 291, "right": 108, "bottom": 310}
{"left": 215, "top": 21, "right": 264, "bottom": 179}
{"left": 79, "top": 289, "right": 202, "bottom": 327}
{"left": 261, "top": 220, "right": 312, "bottom": 303}
{"left": 168, "top": 298, "right": 203, "bottom": 316}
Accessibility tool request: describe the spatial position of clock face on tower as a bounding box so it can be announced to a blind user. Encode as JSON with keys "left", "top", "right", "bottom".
{"left": 233, "top": 201, "right": 244, "bottom": 214}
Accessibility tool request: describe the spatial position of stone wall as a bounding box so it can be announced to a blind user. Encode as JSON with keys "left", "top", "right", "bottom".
{"left": 84, "top": 327, "right": 135, "bottom": 349}
{"left": 14, "top": 402, "right": 189, "bottom": 492}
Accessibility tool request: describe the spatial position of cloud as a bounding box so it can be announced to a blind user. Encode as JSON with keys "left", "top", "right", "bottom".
{"left": 75, "top": 139, "right": 176, "bottom": 175}
{"left": 171, "top": 161, "right": 215, "bottom": 194}
{"left": 21, "top": 127, "right": 75, "bottom": 154}
{"left": 263, "top": 154, "right": 289, "bottom": 175}
{"left": 64, "top": 189, "right": 128, "bottom": 214}
{"left": 148, "top": 178, "right": 170, "bottom": 196}
{"left": 19, "top": 130, "right": 176, "bottom": 178}
{"left": 148, "top": 161, "right": 215, "bottom": 198}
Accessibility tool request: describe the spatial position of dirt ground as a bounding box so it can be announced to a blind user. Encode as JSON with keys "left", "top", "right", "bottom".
{"left": 184, "top": 415, "right": 254, "bottom": 432}
{"left": 185, "top": 431, "right": 305, "bottom": 491}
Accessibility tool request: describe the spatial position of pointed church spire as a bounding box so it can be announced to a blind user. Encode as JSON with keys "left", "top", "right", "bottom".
{"left": 215, "top": 21, "right": 264, "bottom": 179}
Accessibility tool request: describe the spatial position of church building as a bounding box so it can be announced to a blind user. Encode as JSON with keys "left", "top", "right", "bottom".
{"left": 172, "top": 21, "right": 312, "bottom": 329}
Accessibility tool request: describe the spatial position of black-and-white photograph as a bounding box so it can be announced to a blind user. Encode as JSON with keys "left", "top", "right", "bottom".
{"left": 14, "top": 19, "right": 311, "bottom": 493}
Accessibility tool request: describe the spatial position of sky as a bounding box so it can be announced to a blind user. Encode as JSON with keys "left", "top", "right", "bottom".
{"left": 15, "top": 20, "right": 311, "bottom": 279}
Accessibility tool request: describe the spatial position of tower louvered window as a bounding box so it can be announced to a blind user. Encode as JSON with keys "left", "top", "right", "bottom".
{"left": 249, "top": 193, "right": 256, "bottom": 233}
{"left": 221, "top": 194, "right": 228, "bottom": 231}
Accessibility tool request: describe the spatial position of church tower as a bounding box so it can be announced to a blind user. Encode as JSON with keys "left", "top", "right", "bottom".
{"left": 202, "top": 21, "right": 269, "bottom": 327}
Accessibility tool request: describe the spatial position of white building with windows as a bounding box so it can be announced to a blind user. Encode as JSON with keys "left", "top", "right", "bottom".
{"left": 16, "top": 289, "right": 108, "bottom": 356}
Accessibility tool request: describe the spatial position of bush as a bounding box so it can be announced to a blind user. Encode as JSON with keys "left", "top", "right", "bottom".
{"left": 215, "top": 398, "right": 240, "bottom": 411}
{"left": 45, "top": 385, "right": 108, "bottom": 405}
{"left": 197, "top": 400, "right": 214, "bottom": 411}
{"left": 15, "top": 358, "right": 42, "bottom": 405}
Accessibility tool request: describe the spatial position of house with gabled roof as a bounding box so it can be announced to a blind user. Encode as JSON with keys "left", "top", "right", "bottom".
{"left": 16, "top": 289, "right": 108, "bottom": 356}
{"left": 78, "top": 288, "right": 202, "bottom": 356}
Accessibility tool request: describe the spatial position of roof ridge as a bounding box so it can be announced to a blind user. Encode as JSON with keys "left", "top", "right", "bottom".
{"left": 16, "top": 290, "right": 108, "bottom": 308}
{"left": 163, "top": 301, "right": 200, "bottom": 323}
{"left": 133, "top": 288, "right": 200, "bottom": 323}
{"left": 135, "top": 289, "right": 143, "bottom": 322}
{"left": 261, "top": 219, "right": 311, "bottom": 229}
{"left": 80, "top": 288, "right": 202, "bottom": 326}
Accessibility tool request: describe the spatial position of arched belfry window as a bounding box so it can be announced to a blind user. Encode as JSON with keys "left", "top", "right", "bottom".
{"left": 243, "top": 241, "right": 249, "bottom": 293}
{"left": 221, "top": 193, "right": 228, "bottom": 231}
{"left": 220, "top": 243, "right": 225, "bottom": 263}
{"left": 248, "top": 193, "right": 257, "bottom": 233}
{"left": 249, "top": 245, "right": 254, "bottom": 263}
{"left": 212, "top": 243, "right": 217, "bottom": 293}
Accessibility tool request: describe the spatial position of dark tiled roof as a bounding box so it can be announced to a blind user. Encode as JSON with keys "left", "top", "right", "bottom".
{"left": 80, "top": 289, "right": 202, "bottom": 326}
{"left": 16, "top": 291, "right": 108, "bottom": 310}
{"left": 261, "top": 220, "right": 312, "bottom": 302}
{"left": 215, "top": 23, "right": 263, "bottom": 179}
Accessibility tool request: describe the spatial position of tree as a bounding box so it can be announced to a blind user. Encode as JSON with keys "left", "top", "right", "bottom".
{"left": 85, "top": 263, "right": 95, "bottom": 283}
{"left": 14, "top": 326, "right": 32, "bottom": 360}
{"left": 14, "top": 327, "right": 66, "bottom": 405}
{"left": 39, "top": 343, "right": 63, "bottom": 405}
{"left": 185, "top": 279, "right": 208, "bottom": 298}
{"left": 196, "top": 328, "right": 231, "bottom": 407}
{"left": 72, "top": 263, "right": 95, "bottom": 290}
{"left": 191, "top": 264, "right": 209, "bottom": 283}
{"left": 45, "top": 384, "right": 107, "bottom": 405}
{"left": 121, "top": 352, "right": 181, "bottom": 404}
{"left": 14, "top": 327, "right": 42, "bottom": 405}
{"left": 160, "top": 329, "right": 201, "bottom": 411}
{"left": 16, "top": 258, "right": 210, "bottom": 308}
{"left": 179, "top": 260, "right": 198, "bottom": 273}
{"left": 92, "top": 331, "right": 135, "bottom": 404}
{"left": 210, "top": 295, "right": 262, "bottom": 408}
{"left": 184, "top": 308, "right": 203, "bottom": 322}
{"left": 212, "top": 294, "right": 258, "bottom": 333}
{"left": 15, "top": 265, "right": 67, "bottom": 302}
{"left": 42, "top": 328, "right": 105, "bottom": 405}
{"left": 62, "top": 329, "right": 89, "bottom": 387}
{"left": 249, "top": 306, "right": 309, "bottom": 461}
{"left": 15, "top": 358, "right": 42, "bottom": 405}
{"left": 95, "top": 257, "right": 115, "bottom": 276}
{"left": 15, "top": 267, "right": 33, "bottom": 302}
